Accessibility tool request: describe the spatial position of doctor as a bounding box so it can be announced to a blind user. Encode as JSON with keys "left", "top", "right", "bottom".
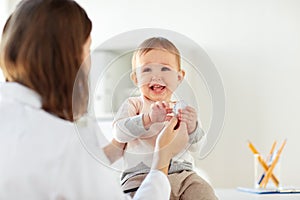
{"left": 0, "top": 0, "right": 189, "bottom": 199}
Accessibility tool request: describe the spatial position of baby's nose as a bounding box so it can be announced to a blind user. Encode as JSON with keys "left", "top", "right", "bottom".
{"left": 151, "top": 76, "right": 162, "bottom": 81}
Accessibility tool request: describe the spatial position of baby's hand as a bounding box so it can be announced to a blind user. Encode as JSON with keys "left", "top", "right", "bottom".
{"left": 149, "top": 101, "right": 173, "bottom": 123}
{"left": 178, "top": 106, "right": 197, "bottom": 134}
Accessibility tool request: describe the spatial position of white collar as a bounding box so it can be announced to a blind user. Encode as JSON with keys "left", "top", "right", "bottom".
{"left": 0, "top": 82, "right": 42, "bottom": 108}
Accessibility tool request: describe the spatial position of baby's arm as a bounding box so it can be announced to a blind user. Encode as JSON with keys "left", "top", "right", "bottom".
{"left": 178, "top": 106, "right": 197, "bottom": 134}
{"left": 185, "top": 119, "right": 206, "bottom": 152}
{"left": 113, "top": 98, "right": 146, "bottom": 143}
{"left": 113, "top": 99, "right": 173, "bottom": 143}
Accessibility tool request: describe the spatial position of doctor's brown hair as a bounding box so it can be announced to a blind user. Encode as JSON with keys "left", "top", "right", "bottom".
{"left": 0, "top": 0, "right": 92, "bottom": 121}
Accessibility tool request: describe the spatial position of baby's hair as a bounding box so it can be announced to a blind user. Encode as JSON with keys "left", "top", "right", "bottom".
{"left": 132, "top": 37, "right": 181, "bottom": 70}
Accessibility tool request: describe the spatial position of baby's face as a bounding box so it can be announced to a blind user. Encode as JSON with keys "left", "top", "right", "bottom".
{"left": 133, "top": 49, "right": 183, "bottom": 102}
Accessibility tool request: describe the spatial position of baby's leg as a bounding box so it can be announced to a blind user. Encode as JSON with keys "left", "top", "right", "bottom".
{"left": 122, "top": 174, "right": 147, "bottom": 199}
{"left": 168, "top": 171, "right": 218, "bottom": 200}
{"left": 180, "top": 178, "right": 218, "bottom": 200}
{"left": 129, "top": 191, "right": 136, "bottom": 198}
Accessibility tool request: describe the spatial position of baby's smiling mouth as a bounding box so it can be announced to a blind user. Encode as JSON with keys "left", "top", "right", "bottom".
{"left": 149, "top": 84, "right": 166, "bottom": 92}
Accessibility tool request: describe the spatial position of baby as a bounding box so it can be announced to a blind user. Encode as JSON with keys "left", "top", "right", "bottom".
{"left": 113, "top": 37, "right": 217, "bottom": 200}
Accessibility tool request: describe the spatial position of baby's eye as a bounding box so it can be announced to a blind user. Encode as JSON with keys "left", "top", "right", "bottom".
{"left": 142, "top": 67, "right": 151, "bottom": 73}
{"left": 161, "top": 66, "right": 171, "bottom": 71}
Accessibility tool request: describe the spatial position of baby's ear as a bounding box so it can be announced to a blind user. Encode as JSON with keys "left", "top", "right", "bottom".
{"left": 178, "top": 69, "right": 185, "bottom": 82}
{"left": 130, "top": 71, "right": 138, "bottom": 85}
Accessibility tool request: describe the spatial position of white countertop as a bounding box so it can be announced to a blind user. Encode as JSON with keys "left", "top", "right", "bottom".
{"left": 215, "top": 189, "right": 300, "bottom": 200}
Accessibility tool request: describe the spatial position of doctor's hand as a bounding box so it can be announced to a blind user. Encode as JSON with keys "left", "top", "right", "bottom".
{"left": 151, "top": 117, "right": 189, "bottom": 174}
{"left": 103, "top": 139, "right": 126, "bottom": 164}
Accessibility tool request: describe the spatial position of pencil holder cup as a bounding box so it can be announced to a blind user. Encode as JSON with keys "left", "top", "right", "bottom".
{"left": 254, "top": 154, "right": 281, "bottom": 189}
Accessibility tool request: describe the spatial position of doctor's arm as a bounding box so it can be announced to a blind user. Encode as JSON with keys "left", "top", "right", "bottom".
{"left": 97, "top": 117, "right": 188, "bottom": 199}
{"left": 103, "top": 138, "right": 126, "bottom": 164}
{"left": 129, "top": 117, "right": 189, "bottom": 199}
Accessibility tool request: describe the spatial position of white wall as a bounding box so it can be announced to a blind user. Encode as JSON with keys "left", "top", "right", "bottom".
{"left": 76, "top": 0, "right": 300, "bottom": 188}
{"left": 1, "top": 0, "right": 299, "bottom": 188}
